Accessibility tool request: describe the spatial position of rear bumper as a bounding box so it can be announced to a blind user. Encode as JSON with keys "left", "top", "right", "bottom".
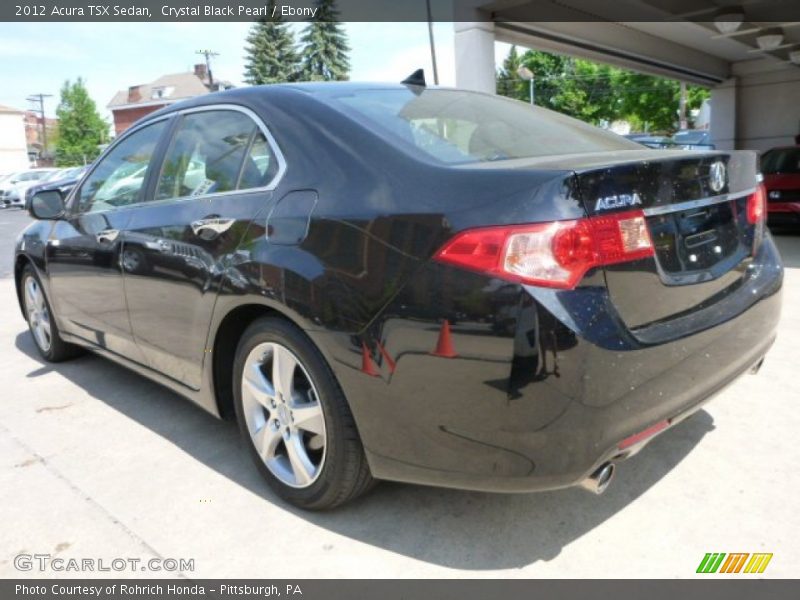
{"left": 328, "top": 235, "right": 783, "bottom": 493}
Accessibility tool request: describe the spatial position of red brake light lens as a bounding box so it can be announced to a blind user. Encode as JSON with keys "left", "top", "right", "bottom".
{"left": 746, "top": 183, "right": 767, "bottom": 255}
{"left": 747, "top": 183, "right": 766, "bottom": 225}
{"left": 434, "top": 209, "right": 654, "bottom": 289}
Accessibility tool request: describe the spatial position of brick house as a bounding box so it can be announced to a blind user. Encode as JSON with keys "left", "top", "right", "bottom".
{"left": 108, "top": 64, "right": 232, "bottom": 136}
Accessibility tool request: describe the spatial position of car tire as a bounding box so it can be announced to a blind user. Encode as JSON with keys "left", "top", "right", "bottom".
{"left": 233, "top": 316, "right": 375, "bottom": 510}
{"left": 20, "top": 265, "right": 83, "bottom": 362}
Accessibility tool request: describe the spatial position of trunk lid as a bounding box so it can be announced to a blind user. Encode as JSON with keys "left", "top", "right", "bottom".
{"left": 570, "top": 150, "right": 760, "bottom": 341}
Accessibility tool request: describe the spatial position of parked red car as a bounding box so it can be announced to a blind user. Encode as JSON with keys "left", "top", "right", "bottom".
{"left": 761, "top": 146, "right": 800, "bottom": 227}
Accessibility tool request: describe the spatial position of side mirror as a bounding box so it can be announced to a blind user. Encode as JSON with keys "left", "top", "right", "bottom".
{"left": 29, "top": 190, "right": 65, "bottom": 220}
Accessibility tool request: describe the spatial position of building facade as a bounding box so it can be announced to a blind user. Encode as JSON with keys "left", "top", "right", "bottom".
{"left": 0, "top": 105, "right": 30, "bottom": 174}
{"left": 108, "top": 64, "right": 233, "bottom": 136}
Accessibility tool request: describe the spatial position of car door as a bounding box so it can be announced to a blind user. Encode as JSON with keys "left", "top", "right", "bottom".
{"left": 46, "top": 118, "right": 170, "bottom": 362}
{"left": 121, "top": 106, "right": 284, "bottom": 389}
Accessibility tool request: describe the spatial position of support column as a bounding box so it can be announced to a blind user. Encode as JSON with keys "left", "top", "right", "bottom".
{"left": 710, "top": 78, "right": 737, "bottom": 151}
{"left": 454, "top": 22, "right": 496, "bottom": 94}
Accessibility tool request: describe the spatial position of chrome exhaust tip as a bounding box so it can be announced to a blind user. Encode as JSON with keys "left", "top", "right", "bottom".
{"left": 579, "top": 462, "right": 615, "bottom": 495}
{"left": 749, "top": 357, "right": 765, "bottom": 375}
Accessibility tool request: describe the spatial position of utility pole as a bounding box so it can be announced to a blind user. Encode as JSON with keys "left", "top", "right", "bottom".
{"left": 196, "top": 49, "right": 220, "bottom": 89}
{"left": 426, "top": 0, "right": 439, "bottom": 85}
{"left": 26, "top": 93, "right": 53, "bottom": 162}
{"left": 679, "top": 81, "right": 688, "bottom": 130}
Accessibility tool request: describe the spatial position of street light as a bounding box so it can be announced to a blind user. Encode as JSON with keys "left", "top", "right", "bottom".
{"left": 517, "top": 65, "right": 535, "bottom": 105}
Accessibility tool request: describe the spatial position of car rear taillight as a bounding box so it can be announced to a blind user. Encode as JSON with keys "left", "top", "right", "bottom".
{"left": 433, "top": 209, "right": 654, "bottom": 289}
{"left": 747, "top": 184, "right": 766, "bottom": 225}
{"left": 746, "top": 183, "right": 766, "bottom": 254}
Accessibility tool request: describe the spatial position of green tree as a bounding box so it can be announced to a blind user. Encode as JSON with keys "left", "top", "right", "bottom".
{"left": 243, "top": 0, "right": 300, "bottom": 85}
{"left": 496, "top": 46, "right": 710, "bottom": 132}
{"left": 612, "top": 71, "right": 709, "bottom": 131}
{"left": 54, "top": 78, "right": 108, "bottom": 166}
{"left": 298, "top": 0, "right": 350, "bottom": 81}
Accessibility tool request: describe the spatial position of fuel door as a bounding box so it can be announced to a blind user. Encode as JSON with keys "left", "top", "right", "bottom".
{"left": 266, "top": 190, "right": 318, "bottom": 245}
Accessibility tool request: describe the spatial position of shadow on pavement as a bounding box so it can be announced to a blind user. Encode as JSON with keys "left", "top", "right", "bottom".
{"left": 16, "top": 330, "right": 714, "bottom": 570}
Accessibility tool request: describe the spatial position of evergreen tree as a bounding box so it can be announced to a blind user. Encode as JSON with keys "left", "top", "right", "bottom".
{"left": 496, "top": 45, "right": 524, "bottom": 99}
{"left": 243, "top": 0, "right": 300, "bottom": 85}
{"left": 298, "top": 0, "right": 350, "bottom": 81}
{"left": 54, "top": 78, "right": 108, "bottom": 166}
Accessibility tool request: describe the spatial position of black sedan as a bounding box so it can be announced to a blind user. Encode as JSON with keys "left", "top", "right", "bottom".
{"left": 14, "top": 80, "right": 782, "bottom": 509}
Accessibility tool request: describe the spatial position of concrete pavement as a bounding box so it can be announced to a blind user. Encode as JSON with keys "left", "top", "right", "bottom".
{"left": 0, "top": 208, "right": 30, "bottom": 278}
{"left": 1, "top": 224, "right": 798, "bottom": 578}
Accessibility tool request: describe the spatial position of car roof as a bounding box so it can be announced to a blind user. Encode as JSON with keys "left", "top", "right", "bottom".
{"left": 137, "top": 82, "right": 442, "bottom": 125}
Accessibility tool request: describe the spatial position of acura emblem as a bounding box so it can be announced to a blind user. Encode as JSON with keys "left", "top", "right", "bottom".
{"left": 709, "top": 161, "right": 726, "bottom": 193}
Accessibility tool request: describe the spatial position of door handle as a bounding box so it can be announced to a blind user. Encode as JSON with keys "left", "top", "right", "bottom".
{"left": 96, "top": 229, "right": 119, "bottom": 244}
{"left": 190, "top": 217, "right": 235, "bottom": 238}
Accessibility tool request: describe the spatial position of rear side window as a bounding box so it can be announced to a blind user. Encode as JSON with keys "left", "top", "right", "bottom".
{"left": 329, "top": 88, "right": 641, "bottom": 164}
{"left": 155, "top": 109, "right": 278, "bottom": 201}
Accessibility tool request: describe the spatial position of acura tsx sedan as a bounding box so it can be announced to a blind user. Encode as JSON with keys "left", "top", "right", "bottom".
{"left": 15, "top": 79, "right": 783, "bottom": 509}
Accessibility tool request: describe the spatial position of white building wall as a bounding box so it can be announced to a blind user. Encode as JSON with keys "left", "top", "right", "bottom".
{"left": 454, "top": 22, "right": 496, "bottom": 94}
{"left": 734, "top": 65, "right": 800, "bottom": 153}
{"left": 710, "top": 79, "right": 737, "bottom": 151}
{"left": 0, "top": 110, "right": 29, "bottom": 174}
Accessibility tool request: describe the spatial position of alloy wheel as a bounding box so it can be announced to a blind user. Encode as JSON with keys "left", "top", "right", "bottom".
{"left": 241, "top": 342, "right": 327, "bottom": 488}
{"left": 24, "top": 276, "right": 52, "bottom": 353}
{"left": 121, "top": 250, "right": 141, "bottom": 273}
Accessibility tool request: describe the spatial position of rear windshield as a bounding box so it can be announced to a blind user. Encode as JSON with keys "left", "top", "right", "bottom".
{"left": 672, "top": 131, "right": 708, "bottom": 144}
{"left": 327, "top": 88, "right": 641, "bottom": 164}
{"left": 761, "top": 148, "right": 800, "bottom": 174}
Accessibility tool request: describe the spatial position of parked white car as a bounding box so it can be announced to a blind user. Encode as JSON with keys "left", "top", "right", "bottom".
{"left": 0, "top": 168, "right": 59, "bottom": 208}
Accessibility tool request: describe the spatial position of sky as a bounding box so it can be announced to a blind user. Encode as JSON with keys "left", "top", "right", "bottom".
{"left": 0, "top": 22, "right": 511, "bottom": 120}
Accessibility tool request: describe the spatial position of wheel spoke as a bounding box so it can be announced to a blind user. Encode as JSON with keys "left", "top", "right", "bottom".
{"left": 285, "top": 434, "right": 315, "bottom": 486}
{"left": 242, "top": 363, "right": 275, "bottom": 409}
{"left": 35, "top": 288, "right": 46, "bottom": 311}
{"left": 40, "top": 316, "right": 51, "bottom": 340}
{"left": 272, "top": 346, "right": 297, "bottom": 401}
{"left": 34, "top": 325, "right": 47, "bottom": 348}
{"left": 25, "top": 280, "right": 36, "bottom": 310}
{"left": 292, "top": 403, "right": 325, "bottom": 436}
{"left": 252, "top": 423, "right": 282, "bottom": 461}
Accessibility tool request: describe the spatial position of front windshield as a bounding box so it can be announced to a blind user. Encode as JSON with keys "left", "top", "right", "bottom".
{"left": 328, "top": 88, "right": 641, "bottom": 164}
{"left": 761, "top": 148, "right": 800, "bottom": 174}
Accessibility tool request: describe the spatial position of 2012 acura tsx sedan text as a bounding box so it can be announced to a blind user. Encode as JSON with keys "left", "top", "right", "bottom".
{"left": 14, "top": 75, "right": 783, "bottom": 509}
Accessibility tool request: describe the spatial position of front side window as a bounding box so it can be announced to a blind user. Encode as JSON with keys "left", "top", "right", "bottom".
{"left": 74, "top": 121, "right": 167, "bottom": 214}
{"left": 155, "top": 110, "right": 277, "bottom": 201}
